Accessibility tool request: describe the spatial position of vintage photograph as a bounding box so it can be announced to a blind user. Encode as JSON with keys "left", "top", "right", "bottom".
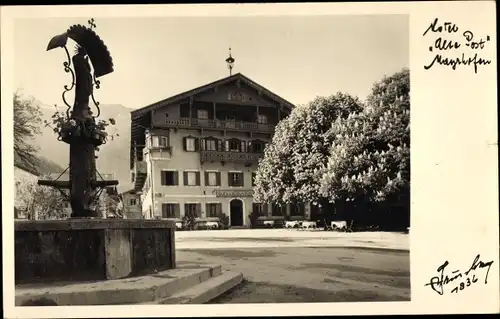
{"left": 13, "top": 14, "right": 410, "bottom": 305}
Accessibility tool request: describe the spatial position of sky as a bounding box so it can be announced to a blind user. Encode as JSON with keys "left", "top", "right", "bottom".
{"left": 14, "top": 15, "right": 408, "bottom": 109}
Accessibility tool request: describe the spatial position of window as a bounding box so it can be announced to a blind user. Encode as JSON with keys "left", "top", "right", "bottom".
{"left": 197, "top": 109, "right": 209, "bottom": 119}
{"left": 250, "top": 140, "right": 264, "bottom": 153}
{"left": 183, "top": 137, "right": 198, "bottom": 152}
{"left": 206, "top": 203, "right": 222, "bottom": 218}
{"left": 205, "top": 171, "right": 220, "bottom": 186}
{"left": 227, "top": 139, "right": 241, "bottom": 152}
{"left": 203, "top": 138, "right": 217, "bottom": 151}
{"left": 183, "top": 171, "right": 200, "bottom": 186}
{"left": 152, "top": 135, "right": 168, "bottom": 148}
{"left": 161, "top": 171, "right": 178, "bottom": 186}
{"left": 185, "top": 203, "right": 201, "bottom": 218}
{"left": 252, "top": 173, "right": 256, "bottom": 186}
{"left": 290, "top": 203, "right": 305, "bottom": 216}
{"left": 272, "top": 204, "right": 285, "bottom": 216}
{"left": 228, "top": 172, "right": 244, "bottom": 187}
{"left": 257, "top": 114, "right": 268, "bottom": 124}
{"left": 252, "top": 203, "right": 267, "bottom": 216}
{"left": 162, "top": 203, "right": 179, "bottom": 218}
{"left": 130, "top": 198, "right": 137, "bottom": 206}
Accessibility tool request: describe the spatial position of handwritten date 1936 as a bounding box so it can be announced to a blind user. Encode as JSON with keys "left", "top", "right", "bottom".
{"left": 424, "top": 254, "right": 494, "bottom": 295}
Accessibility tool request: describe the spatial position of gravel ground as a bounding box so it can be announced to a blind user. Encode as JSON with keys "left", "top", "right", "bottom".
{"left": 176, "top": 245, "right": 410, "bottom": 303}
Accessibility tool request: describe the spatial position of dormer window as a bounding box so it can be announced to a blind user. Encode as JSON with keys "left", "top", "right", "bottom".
{"left": 257, "top": 114, "right": 268, "bottom": 124}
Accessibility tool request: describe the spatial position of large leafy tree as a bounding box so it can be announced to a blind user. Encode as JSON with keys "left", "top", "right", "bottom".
{"left": 320, "top": 68, "right": 410, "bottom": 228}
{"left": 14, "top": 92, "right": 43, "bottom": 172}
{"left": 253, "top": 112, "right": 300, "bottom": 205}
{"left": 15, "top": 175, "right": 67, "bottom": 220}
{"left": 254, "top": 93, "right": 363, "bottom": 213}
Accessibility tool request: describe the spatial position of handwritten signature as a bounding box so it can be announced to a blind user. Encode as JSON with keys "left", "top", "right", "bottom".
{"left": 424, "top": 254, "right": 494, "bottom": 295}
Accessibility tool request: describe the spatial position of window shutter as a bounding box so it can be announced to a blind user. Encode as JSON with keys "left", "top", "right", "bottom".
{"left": 183, "top": 137, "right": 187, "bottom": 151}
{"left": 228, "top": 172, "right": 233, "bottom": 186}
{"left": 194, "top": 138, "right": 200, "bottom": 151}
{"left": 196, "top": 172, "right": 200, "bottom": 186}
{"left": 175, "top": 204, "right": 181, "bottom": 218}
{"left": 162, "top": 203, "right": 168, "bottom": 216}
{"left": 183, "top": 172, "right": 188, "bottom": 186}
{"left": 225, "top": 140, "right": 229, "bottom": 151}
{"left": 161, "top": 171, "right": 166, "bottom": 185}
{"left": 216, "top": 172, "right": 221, "bottom": 186}
{"left": 241, "top": 141, "right": 246, "bottom": 152}
{"left": 217, "top": 139, "right": 222, "bottom": 151}
{"left": 173, "top": 171, "right": 179, "bottom": 185}
{"left": 217, "top": 203, "right": 222, "bottom": 215}
{"left": 196, "top": 203, "right": 202, "bottom": 217}
{"left": 204, "top": 172, "right": 209, "bottom": 186}
{"left": 240, "top": 173, "right": 245, "bottom": 187}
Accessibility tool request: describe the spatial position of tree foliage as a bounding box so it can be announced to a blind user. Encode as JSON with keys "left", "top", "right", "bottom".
{"left": 15, "top": 175, "right": 68, "bottom": 220}
{"left": 253, "top": 92, "right": 363, "bottom": 207}
{"left": 319, "top": 68, "right": 410, "bottom": 227}
{"left": 253, "top": 68, "right": 410, "bottom": 229}
{"left": 13, "top": 92, "right": 43, "bottom": 173}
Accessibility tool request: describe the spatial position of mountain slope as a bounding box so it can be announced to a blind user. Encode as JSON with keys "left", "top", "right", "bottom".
{"left": 35, "top": 102, "right": 133, "bottom": 192}
{"left": 14, "top": 152, "right": 65, "bottom": 176}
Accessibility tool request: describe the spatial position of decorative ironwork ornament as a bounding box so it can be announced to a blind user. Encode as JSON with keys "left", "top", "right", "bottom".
{"left": 39, "top": 19, "right": 118, "bottom": 218}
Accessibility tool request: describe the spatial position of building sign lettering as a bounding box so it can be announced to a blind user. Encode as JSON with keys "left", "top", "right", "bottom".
{"left": 214, "top": 189, "right": 254, "bottom": 198}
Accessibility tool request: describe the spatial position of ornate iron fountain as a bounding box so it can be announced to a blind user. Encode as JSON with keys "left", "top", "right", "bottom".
{"left": 38, "top": 19, "right": 118, "bottom": 218}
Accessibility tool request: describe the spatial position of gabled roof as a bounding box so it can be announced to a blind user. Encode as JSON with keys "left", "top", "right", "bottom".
{"left": 131, "top": 73, "right": 295, "bottom": 119}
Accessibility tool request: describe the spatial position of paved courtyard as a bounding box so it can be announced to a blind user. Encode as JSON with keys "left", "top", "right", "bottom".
{"left": 176, "top": 229, "right": 410, "bottom": 303}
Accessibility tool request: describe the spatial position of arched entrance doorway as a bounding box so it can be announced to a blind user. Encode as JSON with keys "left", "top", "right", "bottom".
{"left": 229, "top": 199, "right": 244, "bottom": 227}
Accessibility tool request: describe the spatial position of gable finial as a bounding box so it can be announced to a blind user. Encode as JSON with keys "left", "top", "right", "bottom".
{"left": 225, "top": 47, "right": 235, "bottom": 76}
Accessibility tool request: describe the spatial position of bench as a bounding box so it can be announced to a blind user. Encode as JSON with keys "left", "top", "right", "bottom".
{"left": 285, "top": 220, "right": 301, "bottom": 228}
{"left": 300, "top": 221, "right": 317, "bottom": 229}
{"left": 329, "top": 220, "right": 347, "bottom": 231}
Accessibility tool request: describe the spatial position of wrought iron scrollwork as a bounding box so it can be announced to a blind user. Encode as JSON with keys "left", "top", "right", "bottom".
{"left": 91, "top": 72, "right": 101, "bottom": 118}
{"left": 62, "top": 45, "right": 76, "bottom": 118}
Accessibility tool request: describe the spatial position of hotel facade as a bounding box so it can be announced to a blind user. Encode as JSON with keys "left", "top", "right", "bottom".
{"left": 130, "top": 73, "right": 314, "bottom": 226}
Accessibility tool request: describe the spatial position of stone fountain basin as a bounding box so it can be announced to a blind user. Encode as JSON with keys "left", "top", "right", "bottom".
{"left": 14, "top": 219, "right": 176, "bottom": 284}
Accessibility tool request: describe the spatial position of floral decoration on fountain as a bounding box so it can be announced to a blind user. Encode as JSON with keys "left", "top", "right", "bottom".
{"left": 44, "top": 108, "right": 119, "bottom": 148}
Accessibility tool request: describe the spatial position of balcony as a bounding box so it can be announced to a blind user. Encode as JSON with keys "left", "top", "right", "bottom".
{"left": 133, "top": 161, "right": 147, "bottom": 190}
{"left": 164, "top": 117, "right": 274, "bottom": 133}
{"left": 200, "top": 150, "right": 263, "bottom": 164}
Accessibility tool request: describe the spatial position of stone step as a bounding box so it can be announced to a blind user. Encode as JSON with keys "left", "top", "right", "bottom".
{"left": 16, "top": 264, "right": 222, "bottom": 306}
{"left": 153, "top": 271, "right": 243, "bottom": 304}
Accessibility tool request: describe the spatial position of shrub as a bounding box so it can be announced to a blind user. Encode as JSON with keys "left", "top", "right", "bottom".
{"left": 182, "top": 211, "right": 197, "bottom": 230}
{"left": 248, "top": 211, "right": 260, "bottom": 229}
{"left": 217, "top": 212, "right": 230, "bottom": 229}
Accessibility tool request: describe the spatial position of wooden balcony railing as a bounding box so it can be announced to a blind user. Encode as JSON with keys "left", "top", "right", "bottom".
{"left": 133, "top": 161, "right": 147, "bottom": 190}
{"left": 134, "top": 160, "right": 147, "bottom": 175}
{"left": 164, "top": 117, "right": 274, "bottom": 133}
{"left": 200, "top": 150, "right": 263, "bottom": 164}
